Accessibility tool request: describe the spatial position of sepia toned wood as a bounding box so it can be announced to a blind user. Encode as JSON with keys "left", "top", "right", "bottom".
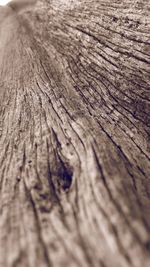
{"left": 0, "top": 0, "right": 150, "bottom": 266}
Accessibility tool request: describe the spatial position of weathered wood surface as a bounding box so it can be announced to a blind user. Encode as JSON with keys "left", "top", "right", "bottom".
{"left": 0, "top": 0, "right": 150, "bottom": 266}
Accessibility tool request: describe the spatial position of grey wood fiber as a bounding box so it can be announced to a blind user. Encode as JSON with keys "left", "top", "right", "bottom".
{"left": 0, "top": 1, "right": 150, "bottom": 266}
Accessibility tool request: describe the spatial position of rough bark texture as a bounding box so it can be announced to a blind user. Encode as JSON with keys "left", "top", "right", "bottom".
{"left": 0, "top": 0, "right": 150, "bottom": 266}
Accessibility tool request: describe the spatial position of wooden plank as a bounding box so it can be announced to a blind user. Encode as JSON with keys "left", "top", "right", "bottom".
{"left": 0, "top": 1, "right": 150, "bottom": 266}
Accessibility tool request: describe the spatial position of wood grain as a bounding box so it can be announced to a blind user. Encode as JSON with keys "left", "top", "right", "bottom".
{"left": 0, "top": 0, "right": 150, "bottom": 266}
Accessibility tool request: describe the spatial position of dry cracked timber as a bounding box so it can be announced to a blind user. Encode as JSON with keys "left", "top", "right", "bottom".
{"left": 0, "top": 0, "right": 150, "bottom": 266}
